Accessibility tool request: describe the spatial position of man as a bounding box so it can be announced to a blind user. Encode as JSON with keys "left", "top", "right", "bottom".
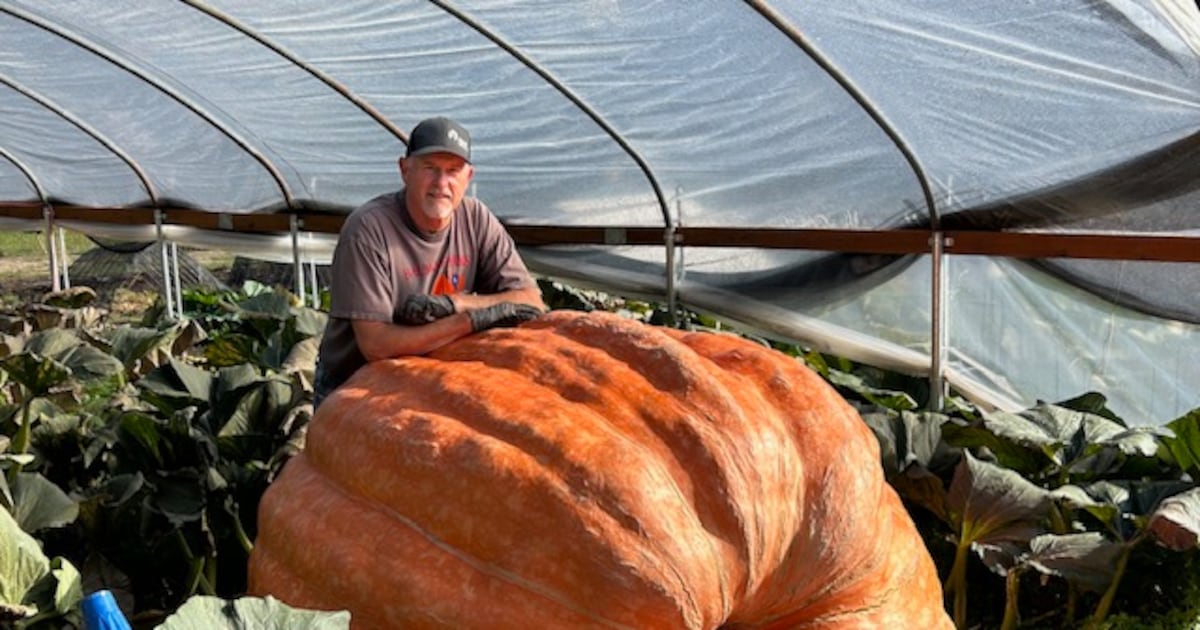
{"left": 313, "top": 116, "right": 545, "bottom": 407}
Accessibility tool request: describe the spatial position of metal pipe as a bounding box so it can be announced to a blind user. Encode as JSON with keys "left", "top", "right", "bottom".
{"left": 930, "top": 232, "right": 947, "bottom": 409}
{"left": 291, "top": 214, "right": 305, "bottom": 299}
{"left": 430, "top": 0, "right": 673, "bottom": 228}
{"left": 171, "top": 242, "right": 183, "bottom": 319}
{"left": 1, "top": 4, "right": 296, "bottom": 210}
{"left": 155, "top": 210, "right": 174, "bottom": 318}
{"left": 57, "top": 226, "right": 70, "bottom": 289}
{"left": 743, "top": 0, "right": 947, "bottom": 408}
{"left": 306, "top": 230, "right": 319, "bottom": 308}
{"left": 44, "top": 206, "right": 60, "bottom": 292}
{"left": 0, "top": 72, "right": 159, "bottom": 205}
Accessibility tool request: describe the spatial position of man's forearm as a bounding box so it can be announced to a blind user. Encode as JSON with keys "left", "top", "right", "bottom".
{"left": 451, "top": 285, "right": 545, "bottom": 312}
{"left": 352, "top": 315, "right": 473, "bottom": 362}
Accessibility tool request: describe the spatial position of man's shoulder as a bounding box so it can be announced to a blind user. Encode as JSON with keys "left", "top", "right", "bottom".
{"left": 343, "top": 192, "right": 402, "bottom": 231}
{"left": 353, "top": 191, "right": 402, "bottom": 218}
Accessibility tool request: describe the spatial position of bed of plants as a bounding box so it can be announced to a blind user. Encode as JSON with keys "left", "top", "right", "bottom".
{"left": 2, "top": 278, "right": 1198, "bottom": 629}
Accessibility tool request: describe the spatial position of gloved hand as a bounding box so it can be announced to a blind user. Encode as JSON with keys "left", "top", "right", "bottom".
{"left": 467, "top": 302, "right": 543, "bottom": 332}
{"left": 396, "top": 294, "right": 455, "bottom": 324}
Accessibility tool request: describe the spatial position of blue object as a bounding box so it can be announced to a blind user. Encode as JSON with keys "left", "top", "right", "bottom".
{"left": 81, "top": 590, "right": 131, "bottom": 630}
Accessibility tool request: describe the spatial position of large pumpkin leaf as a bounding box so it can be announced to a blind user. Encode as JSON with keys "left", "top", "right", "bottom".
{"left": 861, "top": 410, "right": 955, "bottom": 475}
{"left": 20, "top": 557, "right": 82, "bottom": 626}
{"left": 137, "top": 358, "right": 214, "bottom": 411}
{"left": 203, "top": 333, "right": 261, "bottom": 368}
{"left": 1055, "top": 391, "right": 1123, "bottom": 424}
{"left": 0, "top": 353, "right": 71, "bottom": 398}
{"left": 292, "top": 308, "right": 327, "bottom": 338}
{"left": 235, "top": 291, "right": 293, "bottom": 321}
{"left": 826, "top": 369, "right": 918, "bottom": 411}
{"left": 1145, "top": 487, "right": 1200, "bottom": 551}
{"left": 941, "top": 420, "right": 1045, "bottom": 476}
{"left": 947, "top": 450, "right": 1053, "bottom": 552}
{"left": 283, "top": 336, "right": 319, "bottom": 384}
{"left": 1025, "top": 532, "right": 1123, "bottom": 592}
{"left": 0, "top": 506, "right": 49, "bottom": 621}
{"left": 157, "top": 594, "right": 350, "bottom": 630}
{"left": 148, "top": 472, "right": 207, "bottom": 527}
{"left": 1082, "top": 480, "right": 1193, "bottom": 541}
{"left": 109, "top": 325, "right": 179, "bottom": 374}
{"left": 862, "top": 409, "right": 959, "bottom": 520}
{"left": 10, "top": 472, "right": 78, "bottom": 533}
{"left": 23, "top": 328, "right": 85, "bottom": 358}
{"left": 218, "top": 379, "right": 294, "bottom": 438}
{"left": 1160, "top": 408, "right": 1200, "bottom": 477}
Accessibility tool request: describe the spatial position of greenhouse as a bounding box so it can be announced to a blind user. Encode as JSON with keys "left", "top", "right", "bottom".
{"left": 1, "top": 1, "right": 1198, "bottom": 422}
{"left": 2, "top": 2, "right": 1200, "bottom": 627}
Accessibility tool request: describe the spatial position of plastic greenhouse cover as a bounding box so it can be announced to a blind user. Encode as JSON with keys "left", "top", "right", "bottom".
{"left": 0, "top": 1, "right": 1198, "bottom": 423}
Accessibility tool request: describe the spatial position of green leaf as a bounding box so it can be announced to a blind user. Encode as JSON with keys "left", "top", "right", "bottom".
{"left": 203, "top": 333, "right": 260, "bottom": 368}
{"left": 291, "top": 308, "right": 327, "bottom": 338}
{"left": 1161, "top": 408, "right": 1200, "bottom": 477}
{"left": 283, "top": 337, "right": 319, "bottom": 382}
{"left": 0, "top": 505, "right": 50, "bottom": 619}
{"left": 1055, "top": 391, "right": 1123, "bottom": 424}
{"left": 0, "top": 353, "right": 71, "bottom": 398}
{"left": 826, "top": 369, "right": 917, "bottom": 411}
{"left": 20, "top": 556, "right": 82, "bottom": 625}
{"left": 157, "top": 594, "right": 350, "bottom": 630}
{"left": 150, "top": 473, "right": 206, "bottom": 527}
{"left": 23, "top": 328, "right": 84, "bottom": 358}
{"left": 1146, "top": 487, "right": 1200, "bottom": 551}
{"left": 138, "top": 358, "right": 213, "bottom": 409}
{"left": 1082, "top": 480, "right": 1193, "bottom": 541}
{"left": 118, "top": 412, "right": 166, "bottom": 468}
{"left": 947, "top": 450, "right": 1053, "bottom": 554}
{"left": 219, "top": 380, "right": 294, "bottom": 438}
{"left": 109, "top": 325, "right": 177, "bottom": 370}
{"left": 10, "top": 472, "right": 78, "bottom": 533}
{"left": 1025, "top": 532, "right": 1123, "bottom": 592}
{"left": 236, "top": 291, "right": 293, "bottom": 321}
{"left": 861, "top": 409, "right": 956, "bottom": 477}
{"left": 60, "top": 345, "right": 123, "bottom": 384}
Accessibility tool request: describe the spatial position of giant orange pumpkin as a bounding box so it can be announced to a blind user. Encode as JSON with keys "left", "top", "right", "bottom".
{"left": 248, "top": 310, "right": 951, "bottom": 629}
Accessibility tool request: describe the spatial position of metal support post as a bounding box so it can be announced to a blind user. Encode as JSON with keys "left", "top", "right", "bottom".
{"left": 43, "top": 206, "right": 61, "bottom": 292}
{"left": 929, "top": 232, "right": 948, "bottom": 410}
{"left": 290, "top": 214, "right": 305, "bottom": 299}
{"left": 171, "top": 242, "right": 183, "bottom": 318}
{"left": 155, "top": 209, "right": 175, "bottom": 318}
{"left": 56, "top": 226, "right": 70, "bottom": 289}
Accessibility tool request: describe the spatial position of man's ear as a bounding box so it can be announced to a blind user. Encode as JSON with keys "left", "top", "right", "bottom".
{"left": 398, "top": 156, "right": 408, "bottom": 177}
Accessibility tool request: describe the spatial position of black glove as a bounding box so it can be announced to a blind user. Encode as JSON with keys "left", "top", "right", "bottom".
{"left": 468, "top": 302, "right": 543, "bottom": 332}
{"left": 396, "top": 294, "right": 455, "bottom": 324}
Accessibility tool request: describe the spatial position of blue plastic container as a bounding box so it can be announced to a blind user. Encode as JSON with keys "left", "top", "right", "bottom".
{"left": 81, "top": 590, "right": 131, "bottom": 630}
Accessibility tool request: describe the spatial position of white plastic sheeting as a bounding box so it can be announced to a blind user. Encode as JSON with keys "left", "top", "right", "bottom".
{"left": 1, "top": 1, "right": 1198, "bottom": 424}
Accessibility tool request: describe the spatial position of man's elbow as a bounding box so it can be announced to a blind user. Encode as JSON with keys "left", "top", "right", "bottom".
{"left": 351, "top": 321, "right": 393, "bottom": 362}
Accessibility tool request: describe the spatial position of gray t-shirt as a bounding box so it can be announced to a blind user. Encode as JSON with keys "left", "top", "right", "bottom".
{"left": 315, "top": 190, "right": 534, "bottom": 393}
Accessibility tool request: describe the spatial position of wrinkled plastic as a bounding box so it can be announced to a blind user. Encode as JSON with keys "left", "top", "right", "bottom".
{"left": 0, "top": 1, "right": 1197, "bottom": 422}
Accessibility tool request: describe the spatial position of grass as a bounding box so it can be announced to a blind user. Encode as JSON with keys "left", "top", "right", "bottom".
{"left": 0, "top": 228, "right": 92, "bottom": 257}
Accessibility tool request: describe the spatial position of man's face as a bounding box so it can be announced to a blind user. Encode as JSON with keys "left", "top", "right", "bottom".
{"left": 400, "top": 152, "right": 474, "bottom": 231}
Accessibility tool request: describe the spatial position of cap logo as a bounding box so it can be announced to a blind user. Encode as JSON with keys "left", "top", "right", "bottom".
{"left": 448, "top": 129, "right": 468, "bottom": 152}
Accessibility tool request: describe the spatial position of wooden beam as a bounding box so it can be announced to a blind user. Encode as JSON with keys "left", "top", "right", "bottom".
{"left": 946, "top": 231, "right": 1200, "bottom": 263}
{"left": 0, "top": 202, "right": 42, "bottom": 220}
{"left": 3, "top": 203, "right": 1199, "bottom": 263}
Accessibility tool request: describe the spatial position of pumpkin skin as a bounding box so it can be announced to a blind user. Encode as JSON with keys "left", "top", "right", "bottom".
{"left": 248, "top": 310, "right": 952, "bottom": 629}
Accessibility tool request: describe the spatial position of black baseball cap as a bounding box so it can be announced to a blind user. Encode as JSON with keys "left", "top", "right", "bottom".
{"left": 405, "top": 117, "right": 471, "bottom": 163}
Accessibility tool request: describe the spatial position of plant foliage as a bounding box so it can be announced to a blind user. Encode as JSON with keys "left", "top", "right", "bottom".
{"left": 1, "top": 277, "right": 1197, "bottom": 628}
